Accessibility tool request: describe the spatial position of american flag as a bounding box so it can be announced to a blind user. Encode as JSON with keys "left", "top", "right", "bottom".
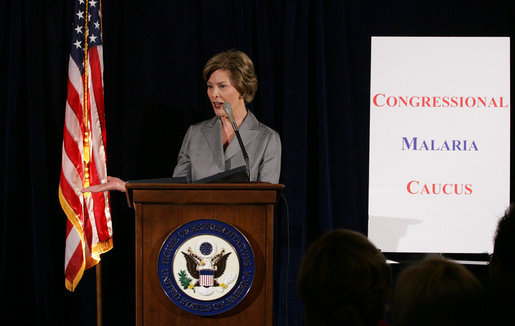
{"left": 59, "top": 0, "right": 113, "bottom": 292}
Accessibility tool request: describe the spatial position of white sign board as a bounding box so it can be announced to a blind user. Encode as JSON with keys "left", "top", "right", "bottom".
{"left": 368, "top": 37, "right": 510, "bottom": 254}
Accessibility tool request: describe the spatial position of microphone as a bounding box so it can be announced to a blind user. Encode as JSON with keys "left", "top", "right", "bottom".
{"left": 223, "top": 102, "right": 250, "bottom": 181}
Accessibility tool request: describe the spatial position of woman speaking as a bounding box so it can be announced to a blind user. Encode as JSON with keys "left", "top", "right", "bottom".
{"left": 84, "top": 49, "right": 281, "bottom": 193}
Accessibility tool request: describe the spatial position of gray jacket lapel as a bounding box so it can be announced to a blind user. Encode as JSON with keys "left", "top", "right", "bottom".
{"left": 201, "top": 117, "right": 225, "bottom": 170}
{"left": 224, "top": 111, "right": 260, "bottom": 161}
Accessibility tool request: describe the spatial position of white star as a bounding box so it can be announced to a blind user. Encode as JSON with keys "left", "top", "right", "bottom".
{"left": 88, "top": 14, "right": 91, "bottom": 21}
{"left": 94, "top": 21, "right": 100, "bottom": 29}
{"left": 74, "top": 25, "right": 83, "bottom": 34}
{"left": 73, "top": 40, "right": 82, "bottom": 49}
{"left": 76, "top": 10, "right": 84, "bottom": 20}
{"left": 89, "top": 34, "right": 97, "bottom": 43}
{"left": 79, "top": 0, "right": 85, "bottom": 4}
{"left": 90, "top": 0, "right": 97, "bottom": 7}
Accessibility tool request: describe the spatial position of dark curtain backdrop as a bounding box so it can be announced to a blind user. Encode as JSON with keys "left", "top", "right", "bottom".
{"left": 1, "top": 0, "right": 513, "bottom": 325}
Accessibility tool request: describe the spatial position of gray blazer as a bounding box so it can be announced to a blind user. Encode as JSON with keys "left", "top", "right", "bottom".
{"left": 172, "top": 111, "right": 281, "bottom": 183}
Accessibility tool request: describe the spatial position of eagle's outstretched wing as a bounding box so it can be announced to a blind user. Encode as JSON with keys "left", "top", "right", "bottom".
{"left": 181, "top": 251, "right": 200, "bottom": 279}
{"left": 213, "top": 252, "right": 231, "bottom": 278}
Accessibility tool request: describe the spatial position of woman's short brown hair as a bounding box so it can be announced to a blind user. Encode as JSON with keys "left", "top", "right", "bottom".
{"left": 297, "top": 229, "right": 392, "bottom": 326}
{"left": 392, "top": 256, "right": 484, "bottom": 326}
{"left": 203, "top": 49, "right": 258, "bottom": 104}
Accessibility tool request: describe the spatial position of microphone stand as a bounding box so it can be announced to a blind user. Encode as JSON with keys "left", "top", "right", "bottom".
{"left": 232, "top": 125, "right": 250, "bottom": 181}
{"left": 223, "top": 103, "right": 250, "bottom": 181}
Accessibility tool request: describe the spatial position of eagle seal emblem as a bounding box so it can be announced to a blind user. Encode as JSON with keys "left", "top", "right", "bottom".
{"left": 179, "top": 240, "right": 236, "bottom": 296}
{"left": 157, "top": 219, "right": 255, "bottom": 316}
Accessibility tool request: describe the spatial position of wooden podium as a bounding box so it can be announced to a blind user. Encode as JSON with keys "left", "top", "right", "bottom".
{"left": 126, "top": 182, "right": 284, "bottom": 326}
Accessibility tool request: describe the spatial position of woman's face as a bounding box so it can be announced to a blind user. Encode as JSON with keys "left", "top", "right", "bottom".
{"left": 207, "top": 69, "right": 245, "bottom": 117}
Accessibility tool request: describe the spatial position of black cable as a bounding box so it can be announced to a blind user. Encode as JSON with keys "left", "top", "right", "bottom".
{"left": 280, "top": 192, "right": 290, "bottom": 326}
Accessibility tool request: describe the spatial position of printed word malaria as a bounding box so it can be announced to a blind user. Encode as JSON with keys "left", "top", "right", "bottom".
{"left": 402, "top": 137, "right": 478, "bottom": 151}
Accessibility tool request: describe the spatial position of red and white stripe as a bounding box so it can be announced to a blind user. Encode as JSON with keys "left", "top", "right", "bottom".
{"left": 200, "top": 270, "right": 215, "bottom": 287}
{"left": 59, "top": 41, "right": 112, "bottom": 292}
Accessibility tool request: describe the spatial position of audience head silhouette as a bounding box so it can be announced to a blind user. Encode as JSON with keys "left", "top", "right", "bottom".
{"left": 489, "top": 204, "right": 515, "bottom": 324}
{"left": 392, "top": 255, "right": 484, "bottom": 326}
{"left": 297, "top": 229, "right": 391, "bottom": 326}
{"left": 490, "top": 203, "right": 515, "bottom": 294}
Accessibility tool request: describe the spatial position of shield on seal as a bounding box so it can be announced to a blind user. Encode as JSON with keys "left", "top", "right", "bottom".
{"left": 199, "top": 269, "right": 214, "bottom": 287}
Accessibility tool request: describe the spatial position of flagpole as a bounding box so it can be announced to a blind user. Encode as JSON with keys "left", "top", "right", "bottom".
{"left": 96, "top": 263, "right": 103, "bottom": 326}
{"left": 83, "top": 1, "right": 102, "bottom": 324}
{"left": 96, "top": 4, "right": 103, "bottom": 323}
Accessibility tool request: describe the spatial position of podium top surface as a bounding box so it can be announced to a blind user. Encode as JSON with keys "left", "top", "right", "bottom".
{"left": 125, "top": 182, "right": 284, "bottom": 207}
{"left": 126, "top": 182, "right": 284, "bottom": 191}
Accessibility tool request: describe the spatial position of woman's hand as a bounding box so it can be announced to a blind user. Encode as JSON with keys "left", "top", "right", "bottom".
{"left": 82, "top": 176, "right": 127, "bottom": 193}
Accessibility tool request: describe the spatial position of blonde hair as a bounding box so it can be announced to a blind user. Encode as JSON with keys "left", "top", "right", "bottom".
{"left": 203, "top": 49, "right": 258, "bottom": 104}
